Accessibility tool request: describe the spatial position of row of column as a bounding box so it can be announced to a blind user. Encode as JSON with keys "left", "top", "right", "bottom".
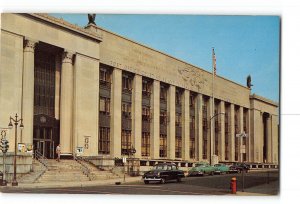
{"left": 20, "top": 38, "right": 277, "bottom": 163}
{"left": 21, "top": 38, "right": 74, "bottom": 155}
{"left": 108, "top": 67, "right": 252, "bottom": 163}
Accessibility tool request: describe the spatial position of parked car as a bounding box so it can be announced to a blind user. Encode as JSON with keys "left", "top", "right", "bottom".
{"left": 188, "top": 162, "right": 215, "bottom": 176}
{"left": 229, "top": 163, "right": 250, "bottom": 173}
{"left": 142, "top": 163, "right": 185, "bottom": 184}
{"left": 214, "top": 163, "right": 230, "bottom": 174}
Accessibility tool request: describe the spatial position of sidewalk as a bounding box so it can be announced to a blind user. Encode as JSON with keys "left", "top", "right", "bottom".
{"left": 233, "top": 180, "right": 279, "bottom": 196}
{"left": 0, "top": 175, "right": 143, "bottom": 189}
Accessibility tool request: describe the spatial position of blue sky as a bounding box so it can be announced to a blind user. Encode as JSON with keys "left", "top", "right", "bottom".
{"left": 51, "top": 14, "right": 279, "bottom": 102}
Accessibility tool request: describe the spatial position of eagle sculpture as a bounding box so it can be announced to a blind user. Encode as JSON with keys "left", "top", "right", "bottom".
{"left": 88, "top": 14, "right": 96, "bottom": 25}
{"left": 247, "top": 75, "right": 253, "bottom": 89}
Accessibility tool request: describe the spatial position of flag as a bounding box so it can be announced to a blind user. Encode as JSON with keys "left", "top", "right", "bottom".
{"left": 212, "top": 48, "right": 217, "bottom": 76}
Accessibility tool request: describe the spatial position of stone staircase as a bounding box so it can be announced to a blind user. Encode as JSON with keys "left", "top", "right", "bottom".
{"left": 79, "top": 160, "right": 121, "bottom": 180}
{"left": 36, "top": 159, "right": 90, "bottom": 183}
{"left": 35, "top": 159, "right": 120, "bottom": 183}
{"left": 18, "top": 159, "right": 46, "bottom": 183}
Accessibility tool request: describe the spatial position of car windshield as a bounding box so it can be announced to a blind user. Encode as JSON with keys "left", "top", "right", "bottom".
{"left": 195, "top": 164, "right": 206, "bottom": 167}
{"left": 214, "top": 164, "right": 221, "bottom": 167}
{"left": 153, "top": 165, "right": 166, "bottom": 170}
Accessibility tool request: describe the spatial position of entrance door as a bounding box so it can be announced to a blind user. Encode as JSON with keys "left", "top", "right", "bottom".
{"left": 36, "top": 140, "right": 45, "bottom": 156}
{"left": 33, "top": 125, "right": 57, "bottom": 159}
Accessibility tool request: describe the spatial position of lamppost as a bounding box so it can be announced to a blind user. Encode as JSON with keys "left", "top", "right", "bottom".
{"left": 209, "top": 112, "right": 225, "bottom": 165}
{"left": 8, "top": 113, "right": 24, "bottom": 186}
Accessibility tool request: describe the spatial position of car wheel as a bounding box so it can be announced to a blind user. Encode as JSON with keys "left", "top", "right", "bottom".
{"left": 211, "top": 171, "right": 214, "bottom": 176}
{"left": 160, "top": 178, "right": 166, "bottom": 184}
{"left": 144, "top": 180, "right": 149, "bottom": 184}
{"left": 177, "top": 177, "right": 182, "bottom": 182}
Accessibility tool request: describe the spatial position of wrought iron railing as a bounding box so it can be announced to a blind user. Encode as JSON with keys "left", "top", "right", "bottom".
{"left": 32, "top": 150, "right": 49, "bottom": 182}
{"left": 74, "top": 155, "right": 96, "bottom": 181}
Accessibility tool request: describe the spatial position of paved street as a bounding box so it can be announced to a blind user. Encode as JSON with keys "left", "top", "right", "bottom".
{"left": 0, "top": 171, "right": 279, "bottom": 195}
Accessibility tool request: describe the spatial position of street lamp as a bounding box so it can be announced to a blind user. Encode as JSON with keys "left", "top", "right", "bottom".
{"left": 8, "top": 113, "right": 24, "bottom": 186}
{"left": 209, "top": 112, "right": 225, "bottom": 165}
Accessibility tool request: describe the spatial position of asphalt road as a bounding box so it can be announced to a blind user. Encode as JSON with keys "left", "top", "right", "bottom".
{"left": 0, "top": 171, "right": 279, "bottom": 195}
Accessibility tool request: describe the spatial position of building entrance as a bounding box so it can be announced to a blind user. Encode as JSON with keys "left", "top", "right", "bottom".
{"left": 33, "top": 43, "right": 61, "bottom": 159}
{"left": 33, "top": 115, "right": 59, "bottom": 159}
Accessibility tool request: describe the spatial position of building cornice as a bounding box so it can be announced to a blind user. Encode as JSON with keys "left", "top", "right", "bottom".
{"left": 250, "top": 94, "right": 278, "bottom": 107}
{"left": 25, "top": 13, "right": 102, "bottom": 42}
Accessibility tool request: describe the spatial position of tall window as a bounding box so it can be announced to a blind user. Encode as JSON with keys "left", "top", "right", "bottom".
{"left": 99, "top": 97, "right": 110, "bottom": 115}
{"left": 142, "top": 79, "right": 151, "bottom": 96}
{"left": 142, "top": 132, "right": 150, "bottom": 157}
{"left": 121, "top": 130, "right": 131, "bottom": 155}
{"left": 234, "top": 108, "right": 239, "bottom": 161}
{"left": 34, "top": 51, "right": 55, "bottom": 116}
{"left": 175, "top": 137, "right": 182, "bottom": 158}
{"left": 99, "top": 65, "right": 112, "bottom": 155}
{"left": 243, "top": 109, "right": 248, "bottom": 161}
{"left": 225, "top": 109, "right": 230, "bottom": 160}
{"left": 160, "top": 134, "right": 167, "bottom": 157}
{"left": 142, "top": 106, "right": 151, "bottom": 157}
{"left": 175, "top": 89, "right": 182, "bottom": 105}
{"left": 175, "top": 114, "right": 182, "bottom": 127}
{"left": 99, "top": 127, "right": 110, "bottom": 154}
{"left": 175, "top": 113, "right": 182, "bottom": 158}
{"left": 190, "top": 116, "right": 195, "bottom": 159}
{"left": 100, "top": 68, "right": 111, "bottom": 85}
{"left": 142, "top": 106, "right": 151, "bottom": 121}
{"left": 160, "top": 85, "right": 167, "bottom": 101}
{"left": 214, "top": 107, "right": 220, "bottom": 156}
{"left": 122, "top": 102, "right": 131, "bottom": 118}
{"left": 190, "top": 94, "right": 196, "bottom": 107}
{"left": 160, "top": 111, "right": 168, "bottom": 125}
{"left": 202, "top": 103, "right": 208, "bottom": 159}
{"left": 122, "top": 74, "right": 133, "bottom": 92}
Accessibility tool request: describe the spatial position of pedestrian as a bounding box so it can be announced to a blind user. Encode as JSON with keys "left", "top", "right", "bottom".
{"left": 56, "top": 144, "right": 61, "bottom": 162}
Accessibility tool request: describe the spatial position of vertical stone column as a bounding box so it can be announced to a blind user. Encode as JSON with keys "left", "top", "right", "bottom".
{"left": 110, "top": 68, "right": 122, "bottom": 158}
{"left": 196, "top": 94, "right": 203, "bottom": 161}
{"left": 182, "top": 90, "right": 190, "bottom": 160}
{"left": 229, "top": 104, "right": 235, "bottom": 161}
{"left": 54, "top": 55, "right": 61, "bottom": 120}
{"left": 150, "top": 80, "right": 160, "bottom": 159}
{"left": 132, "top": 74, "right": 142, "bottom": 158}
{"left": 266, "top": 116, "right": 272, "bottom": 163}
{"left": 60, "top": 51, "right": 74, "bottom": 155}
{"left": 272, "top": 115, "right": 279, "bottom": 164}
{"left": 252, "top": 110, "right": 263, "bottom": 163}
{"left": 246, "top": 109, "right": 251, "bottom": 162}
{"left": 239, "top": 106, "right": 244, "bottom": 162}
{"left": 168, "top": 85, "right": 176, "bottom": 160}
{"left": 219, "top": 101, "right": 225, "bottom": 161}
{"left": 22, "top": 38, "right": 38, "bottom": 145}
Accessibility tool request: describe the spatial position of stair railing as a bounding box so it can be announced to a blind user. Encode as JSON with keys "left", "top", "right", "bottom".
{"left": 74, "top": 155, "right": 96, "bottom": 181}
{"left": 32, "top": 150, "right": 49, "bottom": 182}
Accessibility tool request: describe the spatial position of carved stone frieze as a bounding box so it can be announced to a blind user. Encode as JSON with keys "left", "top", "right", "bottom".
{"left": 177, "top": 67, "right": 208, "bottom": 92}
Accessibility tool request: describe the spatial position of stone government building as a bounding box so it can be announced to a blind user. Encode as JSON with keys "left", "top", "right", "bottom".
{"left": 0, "top": 13, "right": 278, "bottom": 173}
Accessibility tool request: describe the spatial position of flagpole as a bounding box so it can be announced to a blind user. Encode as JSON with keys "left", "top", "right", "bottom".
{"left": 210, "top": 47, "right": 215, "bottom": 165}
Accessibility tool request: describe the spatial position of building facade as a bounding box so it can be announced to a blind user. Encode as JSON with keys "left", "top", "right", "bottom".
{"left": 0, "top": 14, "right": 279, "bottom": 170}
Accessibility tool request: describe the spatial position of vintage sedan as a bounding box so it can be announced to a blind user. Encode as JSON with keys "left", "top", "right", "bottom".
{"left": 142, "top": 163, "right": 185, "bottom": 184}
{"left": 214, "top": 163, "right": 230, "bottom": 174}
{"left": 188, "top": 162, "right": 215, "bottom": 176}
{"left": 229, "top": 163, "right": 250, "bottom": 173}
